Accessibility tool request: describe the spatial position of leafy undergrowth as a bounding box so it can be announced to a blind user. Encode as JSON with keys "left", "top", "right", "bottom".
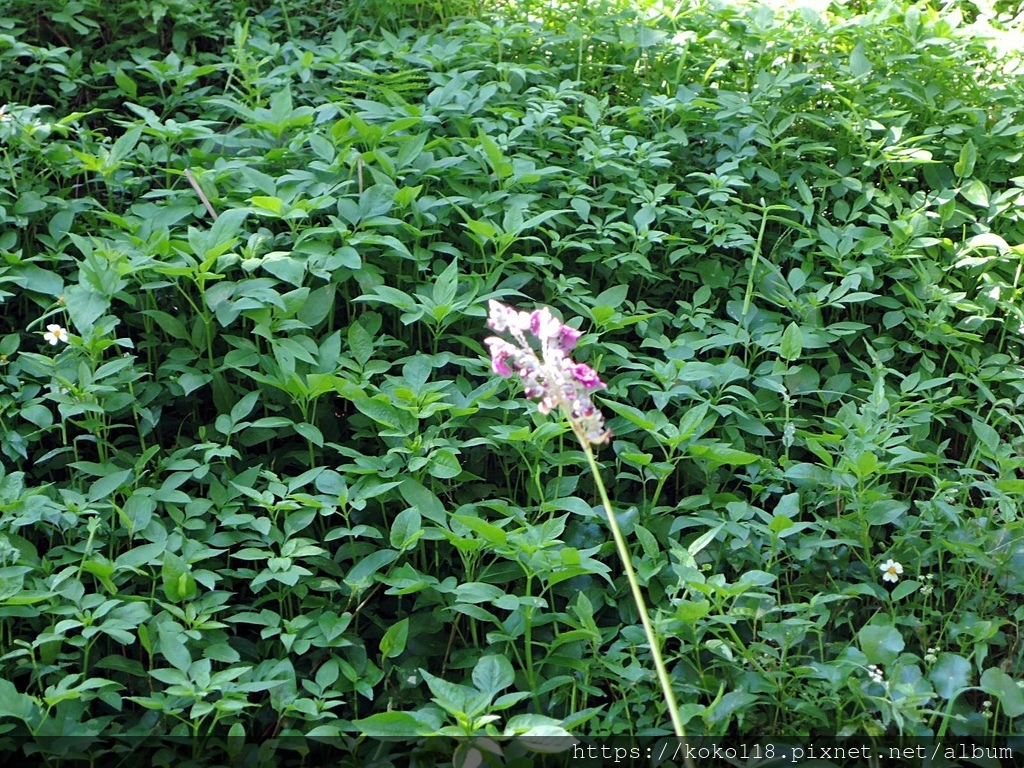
{"left": 1, "top": 0, "right": 1023, "bottom": 764}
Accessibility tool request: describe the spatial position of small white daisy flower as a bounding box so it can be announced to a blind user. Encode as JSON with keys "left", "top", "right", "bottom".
{"left": 43, "top": 324, "right": 69, "bottom": 346}
{"left": 879, "top": 558, "right": 903, "bottom": 583}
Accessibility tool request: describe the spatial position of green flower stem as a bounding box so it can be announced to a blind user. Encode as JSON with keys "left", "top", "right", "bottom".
{"left": 575, "top": 424, "right": 697, "bottom": 768}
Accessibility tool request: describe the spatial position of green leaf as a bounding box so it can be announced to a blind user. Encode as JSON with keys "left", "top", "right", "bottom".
{"left": 293, "top": 422, "right": 324, "bottom": 447}
{"left": 344, "top": 549, "right": 397, "bottom": 591}
{"left": 687, "top": 524, "right": 723, "bottom": 557}
{"left": 347, "top": 319, "right": 375, "bottom": 367}
{"left": 889, "top": 579, "right": 919, "bottom": 601}
{"left": 427, "top": 448, "right": 462, "bottom": 479}
{"left": 399, "top": 478, "right": 446, "bottom": 525}
{"left": 351, "top": 711, "right": 431, "bottom": 736}
{"left": 603, "top": 401, "right": 657, "bottom": 431}
{"left": 849, "top": 43, "right": 873, "bottom": 77}
{"left": 961, "top": 178, "right": 989, "bottom": 207}
{"left": 478, "top": 128, "right": 512, "bottom": 179}
{"left": 158, "top": 628, "right": 192, "bottom": 672}
{"left": 64, "top": 285, "right": 109, "bottom": 332}
{"left": 972, "top": 419, "right": 1000, "bottom": 456}
{"left": 420, "top": 669, "right": 470, "bottom": 715}
{"left": 357, "top": 285, "right": 416, "bottom": 311}
{"left": 929, "top": 654, "right": 971, "bottom": 699}
{"left": 261, "top": 253, "right": 305, "bottom": 287}
{"left": 432, "top": 259, "right": 460, "bottom": 308}
{"left": 19, "top": 403, "right": 51, "bottom": 429}
{"left": 688, "top": 442, "right": 759, "bottom": 467}
{"left": 858, "top": 624, "right": 904, "bottom": 665}
{"left": 230, "top": 390, "right": 260, "bottom": 424}
{"left": 452, "top": 514, "right": 507, "bottom": 546}
{"left": 779, "top": 322, "right": 803, "bottom": 361}
{"left": 472, "top": 654, "right": 515, "bottom": 696}
{"left": 88, "top": 469, "right": 133, "bottom": 502}
{"left": 980, "top": 667, "right": 1024, "bottom": 718}
{"left": 954, "top": 138, "right": 976, "bottom": 178}
{"left": 161, "top": 552, "right": 197, "bottom": 603}
{"left": 390, "top": 507, "right": 422, "bottom": 550}
{"left": 0, "top": 678, "right": 39, "bottom": 722}
{"left": 674, "top": 599, "right": 711, "bottom": 622}
{"left": 380, "top": 618, "right": 409, "bottom": 660}
{"left": 593, "top": 284, "right": 628, "bottom": 308}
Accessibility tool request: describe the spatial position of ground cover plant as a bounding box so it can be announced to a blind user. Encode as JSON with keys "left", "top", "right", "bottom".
{"left": 1, "top": 0, "right": 1023, "bottom": 764}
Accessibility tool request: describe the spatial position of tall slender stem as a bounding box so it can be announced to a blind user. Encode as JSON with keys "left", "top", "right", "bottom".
{"left": 576, "top": 424, "right": 696, "bottom": 768}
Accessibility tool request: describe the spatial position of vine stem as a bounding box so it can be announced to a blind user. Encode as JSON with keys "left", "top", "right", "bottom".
{"left": 574, "top": 421, "right": 697, "bottom": 768}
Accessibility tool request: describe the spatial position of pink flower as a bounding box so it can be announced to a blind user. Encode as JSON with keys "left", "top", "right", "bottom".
{"left": 485, "top": 337, "right": 517, "bottom": 377}
{"left": 557, "top": 324, "right": 582, "bottom": 351}
{"left": 484, "top": 301, "right": 611, "bottom": 446}
{"left": 570, "top": 363, "right": 604, "bottom": 390}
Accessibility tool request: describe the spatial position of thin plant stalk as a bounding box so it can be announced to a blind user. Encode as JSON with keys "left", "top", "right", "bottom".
{"left": 483, "top": 301, "right": 697, "bottom": 767}
{"left": 573, "top": 420, "right": 696, "bottom": 768}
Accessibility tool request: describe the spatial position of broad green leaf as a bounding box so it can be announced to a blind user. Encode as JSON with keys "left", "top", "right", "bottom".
{"left": 929, "top": 654, "right": 971, "bottom": 699}
{"left": 432, "top": 259, "right": 460, "bottom": 308}
{"left": 954, "top": 138, "right": 976, "bottom": 178}
{"left": 0, "top": 678, "right": 39, "bottom": 722}
{"left": 380, "top": 618, "right": 409, "bottom": 659}
{"left": 452, "top": 514, "right": 507, "bottom": 546}
{"left": 344, "top": 549, "right": 397, "bottom": 590}
{"left": 858, "top": 624, "right": 904, "bottom": 665}
{"left": 390, "top": 507, "right": 422, "bottom": 550}
{"left": 230, "top": 390, "right": 260, "bottom": 424}
{"left": 961, "top": 178, "right": 989, "bottom": 207}
{"left": 351, "top": 711, "right": 430, "bottom": 736}
{"left": 419, "top": 668, "right": 470, "bottom": 715}
{"left": 399, "top": 478, "right": 446, "bottom": 525}
{"left": 478, "top": 128, "right": 512, "bottom": 179}
{"left": 889, "top": 579, "right": 919, "bottom": 601}
{"left": 688, "top": 442, "right": 759, "bottom": 467}
{"left": 779, "top": 322, "right": 802, "bottom": 361}
{"left": 64, "top": 285, "right": 109, "bottom": 332}
{"left": 161, "top": 552, "right": 197, "bottom": 603}
{"left": 427, "top": 448, "right": 462, "bottom": 479}
{"left": 88, "top": 469, "right": 133, "bottom": 502}
{"left": 980, "top": 667, "right": 1024, "bottom": 718}
{"left": 687, "top": 524, "right": 723, "bottom": 557}
{"left": 603, "top": 401, "right": 657, "bottom": 431}
{"left": 674, "top": 599, "right": 711, "bottom": 622}
{"left": 849, "top": 43, "right": 873, "bottom": 77}
{"left": 158, "top": 628, "right": 192, "bottom": 672}
{"left": 972, "top": 419, "right": 1000, "bottom": 456}
{"left": 472, "top": 654, "right": 515, "bottom": 695}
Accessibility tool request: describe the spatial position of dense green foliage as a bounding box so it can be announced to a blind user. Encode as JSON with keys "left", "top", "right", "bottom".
{"left": 1, "top": 0, "right": 1023, "bottom": 764}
